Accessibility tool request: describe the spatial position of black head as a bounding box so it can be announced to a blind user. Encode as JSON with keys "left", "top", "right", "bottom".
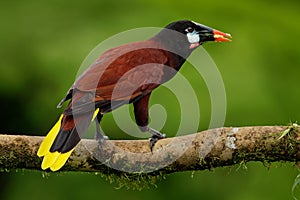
{"left": 153, "top": 20, "right": 232, "bottom": 51}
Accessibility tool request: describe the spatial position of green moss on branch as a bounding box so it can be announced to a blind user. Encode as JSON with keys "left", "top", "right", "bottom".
{"left": 1, "top": 125, "right": 300, "bottom": 189}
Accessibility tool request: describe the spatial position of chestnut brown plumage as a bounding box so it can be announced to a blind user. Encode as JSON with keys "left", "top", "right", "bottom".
{"left": 37, "top": 20, "right": 232, "bottom": 171}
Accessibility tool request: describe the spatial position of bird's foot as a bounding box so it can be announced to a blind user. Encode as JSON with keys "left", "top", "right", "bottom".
{"left": 95, "top": 131, "right": 109, "bottom": 152}
{"left": 148, "top": 127, "right": 166, "bottom": 152}
{"left": 95, "top": 132, "right": 109, "bottom": 141}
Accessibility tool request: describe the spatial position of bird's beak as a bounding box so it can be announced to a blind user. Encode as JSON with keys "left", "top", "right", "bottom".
{"left": 213, "top": 29, "right": 232, "bottom": 42}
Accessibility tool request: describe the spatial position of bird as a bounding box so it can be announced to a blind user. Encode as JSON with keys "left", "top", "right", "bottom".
{"left": 37, "top": 20, "right": 232, "bottom": 171}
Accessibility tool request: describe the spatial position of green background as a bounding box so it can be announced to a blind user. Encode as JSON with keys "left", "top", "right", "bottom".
{"left": 1, "top": 0, "right": 300, "bottom": 199}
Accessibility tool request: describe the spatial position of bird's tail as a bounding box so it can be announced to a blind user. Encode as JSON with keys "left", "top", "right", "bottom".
{"left": 37, "top": 109, "right": 99, "bottom": 171}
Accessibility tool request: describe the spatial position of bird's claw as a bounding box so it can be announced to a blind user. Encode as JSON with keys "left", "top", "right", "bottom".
{"left": 96, "top": 133, "right": 109, "bottom": 152}
{"left": 149, "top": 136, "right": 158, "bottom": 152}
{"left": 96, "top": 134, "right": 109, "bottom": 141}
{"left": 148, "top": 128, "right": 166, "bottom": 152}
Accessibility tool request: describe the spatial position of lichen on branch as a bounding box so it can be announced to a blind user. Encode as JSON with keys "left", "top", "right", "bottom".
{"left": 0, "top": 125, "right": 300, "bottom": 175}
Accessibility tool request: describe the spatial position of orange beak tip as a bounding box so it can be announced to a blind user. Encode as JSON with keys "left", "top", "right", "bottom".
{"left": 225, "top": 33, "right": 232, "bottom": 38}
{"left": 213, "top": 29, "right": 232, "bottom": 42}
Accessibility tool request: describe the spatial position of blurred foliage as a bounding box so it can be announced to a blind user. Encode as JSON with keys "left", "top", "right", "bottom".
{"left": 0, "top": 0, "right": 300, "bottom": 199}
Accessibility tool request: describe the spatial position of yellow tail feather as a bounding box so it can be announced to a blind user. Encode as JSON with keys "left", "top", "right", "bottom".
{"left": 38, "top": 109, "right": 100, "bottom": 171}
{"left": 37, "top": 114, "right": 64, "bottom": 157}
{"left": 41, "top": 152, "right": 60, "bottom": 170}
{"left": 50, "top": 149, "right": 74, "bottom": 171}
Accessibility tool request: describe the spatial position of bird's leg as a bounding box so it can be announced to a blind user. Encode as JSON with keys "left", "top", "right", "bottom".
{"left": 94, "top": 114, "right": 108, "bottom": 151}
{"left": 147, "top": 127, "right": 166, "bottom": 152}
{"left": 132, "top": 93, "right": 167, "bottom": 151}
{"left": 95, "top": 119, "right": 108, "bottom": 141}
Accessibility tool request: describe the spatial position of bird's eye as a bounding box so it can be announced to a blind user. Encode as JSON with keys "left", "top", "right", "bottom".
{"left": 186, "top": 27, "right": 194, "bottom": 33}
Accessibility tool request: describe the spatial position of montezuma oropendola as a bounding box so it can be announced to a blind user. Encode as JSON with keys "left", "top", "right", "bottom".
{"left": 37, "top": 20, "right": 232, "bottom": 171}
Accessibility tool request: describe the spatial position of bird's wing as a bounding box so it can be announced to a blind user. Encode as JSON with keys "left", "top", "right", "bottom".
{"left": 62, "top": 41, "right": 169, "bottom": 114}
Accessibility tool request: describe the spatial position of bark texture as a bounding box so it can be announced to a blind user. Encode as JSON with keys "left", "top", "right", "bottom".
{"left": 0, "top": 125, "right": 299, "bottom": 175}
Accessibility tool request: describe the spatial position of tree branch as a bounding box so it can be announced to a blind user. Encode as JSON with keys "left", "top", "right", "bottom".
{"left": 1, "top": 126, "right": 300, "bottom": 175}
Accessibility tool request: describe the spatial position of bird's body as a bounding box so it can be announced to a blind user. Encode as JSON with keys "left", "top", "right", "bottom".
{"left": 37, "top": 20, "right": 231, "bottom": 171}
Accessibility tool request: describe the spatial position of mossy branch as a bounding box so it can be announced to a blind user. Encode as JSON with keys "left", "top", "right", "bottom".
{"left": 1, "top": 125, "right": 300, "bottom": 175}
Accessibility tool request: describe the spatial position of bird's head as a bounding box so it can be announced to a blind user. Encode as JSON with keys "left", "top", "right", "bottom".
{"left": 167, "top": 20, "right": 232, "bottom": 49}
{"left": 153, "top": 20, "right": 232, "bottom": 51}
